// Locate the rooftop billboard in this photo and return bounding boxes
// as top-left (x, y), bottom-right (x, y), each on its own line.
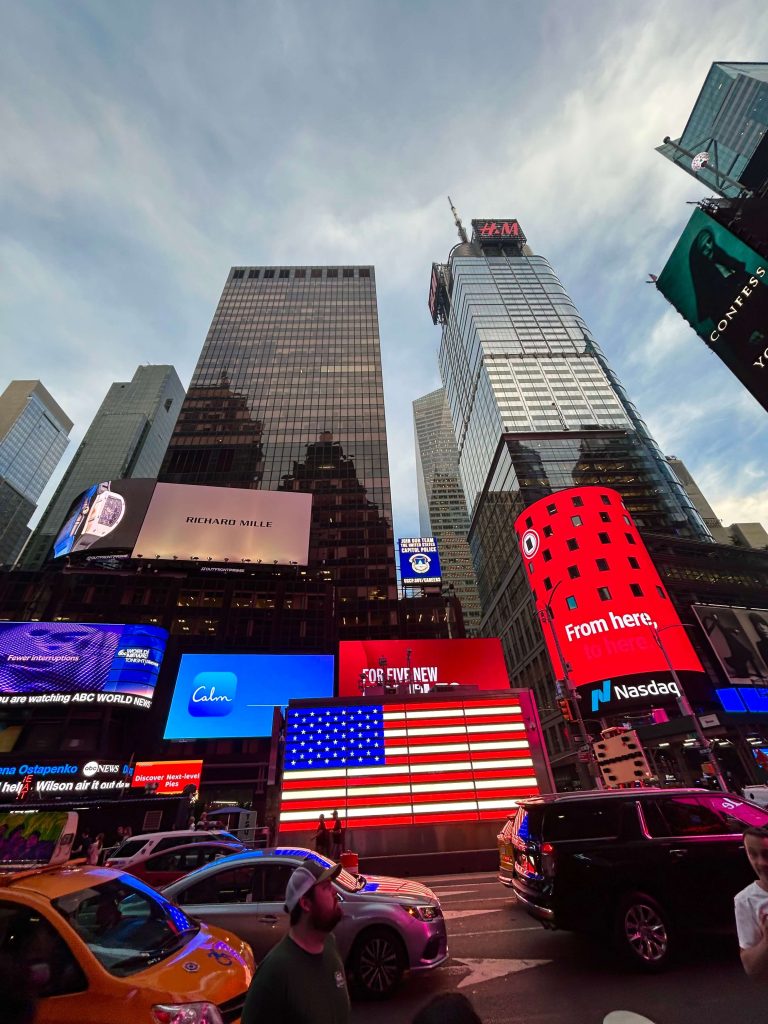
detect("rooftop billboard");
top-left (337, 638), bottom-right (510, 698)
top-left (398, 537), bottom-right (442, 585)
top-left (163, 653), bottom-right (335, 740)
top-left (692, 604), bottom-right (768, 685)
top-left (0, 622), bottom-right (167, 709)
top-left (53, 479), bottom-right (155, 560)
top-left (656, 207), bottom-right (768, 412)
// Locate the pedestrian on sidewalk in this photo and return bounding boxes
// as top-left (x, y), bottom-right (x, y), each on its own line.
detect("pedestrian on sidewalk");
top-left (330, 810), bottom-right (344, 861)
top-left (736, 825), bottom-right (768, 978)
top-left (314, 813), bottom-right (330, 857)
top-left (241, 856), bottom-right (349, 1024)
top-left (87, 833), bottom-right (104, 865)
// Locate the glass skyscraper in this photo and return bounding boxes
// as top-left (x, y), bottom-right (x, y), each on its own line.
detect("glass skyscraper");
top-left (430, 218), bottom-right (712, 770)
top-left (657, 62), bottom-right (768, 197)
top-left (160, 265), bottom-right (397, 632)
top-left (0, 380), bottom-right (72, 565)
top-left (21, 365), bottom-right (184, 568)
top-left (413, 387), bottom-right (481, 633)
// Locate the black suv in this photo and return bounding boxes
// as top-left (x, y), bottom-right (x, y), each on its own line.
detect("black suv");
top-left (498, 788), bottom-right (768, 970)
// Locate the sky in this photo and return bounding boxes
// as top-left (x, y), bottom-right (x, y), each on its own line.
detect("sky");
top-left (2, 0), bottom-right (767, 544)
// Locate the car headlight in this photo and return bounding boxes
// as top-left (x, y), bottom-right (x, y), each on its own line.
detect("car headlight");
top-left (404, 904), bottom-right (442, 921)
top-left (151, 1004), bottom-right (224, 1024)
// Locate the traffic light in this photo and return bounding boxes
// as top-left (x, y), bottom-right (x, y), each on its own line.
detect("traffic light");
top-left (557, 697), bottom-right (575, 722)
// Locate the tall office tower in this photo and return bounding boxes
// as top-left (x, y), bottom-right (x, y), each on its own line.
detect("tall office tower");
top-left (657, 62), bottom-right (768, 197)
top-left (160, 266), bottom-right (397, 631)
top-left (429, 214), bottom-right (712, 768)
top-left (21, 365), bottom-right (184, 568)
top-left (0, 381), bottom-right (72, 565)
top-left (413, 388), bottom-right (481, 633)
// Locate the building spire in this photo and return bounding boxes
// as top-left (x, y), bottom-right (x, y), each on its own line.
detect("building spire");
top-left (448, 196), bottom-right (469, 245)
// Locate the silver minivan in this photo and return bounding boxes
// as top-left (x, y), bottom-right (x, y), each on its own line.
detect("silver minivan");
top-left (163, 846), bottom-right (447, 998)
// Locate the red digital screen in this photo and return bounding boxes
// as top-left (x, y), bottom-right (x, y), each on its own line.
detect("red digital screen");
top-left (337, 639), bottom-right (510, 698)
top-left (471, 219), bottom-right (526, 242)
top-left (131, 759), bottom-right (203, 795)
top-left (515, 487), bottom-right (703, 689)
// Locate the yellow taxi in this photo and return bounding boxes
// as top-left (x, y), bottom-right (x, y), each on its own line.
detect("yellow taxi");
top-left (0, 862), bottom-right (254, 1024)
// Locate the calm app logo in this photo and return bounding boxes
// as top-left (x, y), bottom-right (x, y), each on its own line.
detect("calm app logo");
top-left (188, 672), bottom-right (237, 717)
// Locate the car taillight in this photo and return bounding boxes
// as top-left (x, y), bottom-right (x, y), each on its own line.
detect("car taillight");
top-left (151, 1004), bottom-right (224, 1024)
top-left (541, 842), bottom-right (556, 878)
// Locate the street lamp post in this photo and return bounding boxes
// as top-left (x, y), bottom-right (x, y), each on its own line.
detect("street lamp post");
top-left (539, 583), bottom-right (604, 790)
top-left (650, 624), bottom-right (728, 792)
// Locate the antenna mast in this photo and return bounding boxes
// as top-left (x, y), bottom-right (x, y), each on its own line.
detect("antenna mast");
top-left (448, 196), bottom-right (469, 245)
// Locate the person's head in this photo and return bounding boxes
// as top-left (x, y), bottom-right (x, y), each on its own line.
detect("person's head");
top-left (744, 827), bottom-right (768, 884)
top-left (94, 895), bottom-right (121, 933)
top-left (749, 614), bottom-right (768, 641)
top-left (694, 228), bottom-right (715, 260)
top-left (412, 993), bottom-right (483, 1024)
top-left (318, 813), bottom-right (325, 823)
top-left (284, 857), bottom-right (343, 932)
top-left (332, 809), bottom-right (339, 820)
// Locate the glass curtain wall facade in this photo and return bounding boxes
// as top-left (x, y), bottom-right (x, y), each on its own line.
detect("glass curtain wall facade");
top-left (21, 366), bottom-right (184, 568)
top-left (160, 266), bottom-right (397, 633)
top-left (431, 222), bottom-right (712, 774)
top-left (657, 62), bottom-right (768, 196)
top-left (0, 381), bottom-right (72, 565)
top-left (413, 388), bottom-right (481, 633)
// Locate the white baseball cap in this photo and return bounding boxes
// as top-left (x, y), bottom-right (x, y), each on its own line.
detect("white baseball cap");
top-left (284, 857), bottom-right (342, 913)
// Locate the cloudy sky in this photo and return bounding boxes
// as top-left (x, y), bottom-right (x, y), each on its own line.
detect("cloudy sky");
top-left (2, 0), bottom-right (767, 542)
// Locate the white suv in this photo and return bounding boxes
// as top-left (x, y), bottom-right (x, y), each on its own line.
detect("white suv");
top-left (105, 829), bottom-right (238, 868)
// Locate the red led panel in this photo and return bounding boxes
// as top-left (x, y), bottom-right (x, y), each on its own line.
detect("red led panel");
top-left (131, 759), bottom-right (202, 795)
top-left (337, 638), bottom-right (509, 697)
top-left (278, 696), bottom-right (540, 832)
top-left (515, 486), bottom-right (703, 688)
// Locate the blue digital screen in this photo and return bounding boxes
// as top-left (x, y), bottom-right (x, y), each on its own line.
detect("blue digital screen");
top-left (164, 654), bottom-right (335, 739)
top-left (0, 621), bottom-right (167, 709)
top-left (716, 687), bottom-right (768, 714)
top-left (398, 537), bottom-right (442, 585)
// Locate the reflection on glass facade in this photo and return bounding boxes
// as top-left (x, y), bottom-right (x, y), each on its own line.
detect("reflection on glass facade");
top-left (657, 62), bottom-right (768, 197)
top-left (413, 388), bottom-right (481, 632)
top-left (0, 381), bottom-right (72, 566)
top-left (161, 267), bottom-right (397, 608)
top-left (21, 366), bottom-right (184, 569)
top-left (431, 221), bottom-right (713, 776)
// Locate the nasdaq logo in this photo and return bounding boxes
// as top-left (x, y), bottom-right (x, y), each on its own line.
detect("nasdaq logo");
top-left (591, 680), bottom-right (612, 713)
top-left (188, 672), bottom-right (237, 717)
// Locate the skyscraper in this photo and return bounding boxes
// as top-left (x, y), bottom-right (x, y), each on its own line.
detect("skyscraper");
top-left (21, 365), bottom-right (184, 568)
top-left (657, 62), bottom-right (768, 197)
top-left (413, 387), bottom-right (481, 633)
top-left (0, 380), bottom-right (72, 565)
top-left (160, 265), bottom-right (397, 632)
top-left (429, 214), bottom-right (712, 768)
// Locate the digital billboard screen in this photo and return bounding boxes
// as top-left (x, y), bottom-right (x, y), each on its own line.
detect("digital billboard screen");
top-left (398, 537), bottom-right (442, 585)
top-left (133, 483), bottom-right (312, 565)
top-left (0, 622), bottom-right (167, 709)
top-left (515, 487), bottom-right (703, 712)
top-left (337, 638), bottom-right (510, 698)
top-left (131, 760), bottom-right (203, 795)
top-left (164, 654), bottom-right (335, 739)
top-left (692, 604), bottom-right (768, 685)
top-left (656, 207), bottom-right (768, 412)
top-left (279, 694), bottom-right (541, 833)
top-left (52, 479), bottom-right (156, 560)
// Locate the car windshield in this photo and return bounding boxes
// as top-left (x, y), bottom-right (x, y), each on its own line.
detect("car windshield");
top-left (53, 875), bottom-right (199, 977)
top-left (108, 839), bottom-right (146, 860)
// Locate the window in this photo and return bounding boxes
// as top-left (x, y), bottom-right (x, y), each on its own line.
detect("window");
top-left (630, 583), bottom-right (644, 597)
top-left (656, 585), bottom-right (667, 599)
top-left (294, 269), bottom-right (306, 278)
top-left (263, 268), bottom-right (275, 279)
top-left (525, 516), bottom-right (533, 528)
top-left (327, 268), bottom-right (338, 278)
top-left (625, 533), bottom-right (636, 545)
top-left (543, 801), bottom-right (622, 841)
top-left (571, 495), bottom-right (584, 507)
top-left (567, 565), bottom-right (580, 579)
top-left (623, 515), bottom-right (631, 525)
top-left (571, 515), bottom-right (583, 527)
top-left (628, 556), bottom-right (640, 569)
top-left (0, 902), bottom-right (86, 996)
top-left (528, 563), bottom-right (534, 575)
top-left (311, 269), bottom-right (322, 278)
top-left (566, 596), bottom-right (578, 610)
top-left (543, 549), bottom-right (552, 562)
top-left (543, 525), bottom-right (554, 537)
top-left (232, 269), bottom-right (244, 279)
top-left (359, 268), bottom-right (370, 277)
top-left (547, 503), bottom-right (558, 515)
top-left (279, 269), bottom-right (289, 278)
top-left (643, 797), bottom-right (730, 837)
top-left (599, 532), bottom-right (612, 544)
top-left (261, 864), bottom-right (295, 903)
top-left (601, 494), bottom-right (611, 505)
top-left (544, 578), bottom-right (553, 591)
top-left (248, 269), bottom-right (260, 279)
top-left (146, 848), bottom-right (203, 872)
top-left (566, 537), bottom-right (578, 551)
top-left (180, 866), bottom-right (258, 906)
top-left (343, 268), bottom-right (354, 278)
top-left (596, 558), bottom-right (609, 571)
top-left (599, 512), bottom-right (611, 522)
top-left (597, 587), bottom-right (612, 601)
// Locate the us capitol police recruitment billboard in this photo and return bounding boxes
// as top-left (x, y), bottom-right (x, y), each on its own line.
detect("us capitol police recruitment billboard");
top-left (656, 207), bottom-right (768, 412)
top-left (398, 537), bottom-right (442, 585)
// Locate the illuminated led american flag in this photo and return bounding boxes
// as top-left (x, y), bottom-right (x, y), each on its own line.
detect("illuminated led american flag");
top-left (279, 698), bottom-right (540, 831)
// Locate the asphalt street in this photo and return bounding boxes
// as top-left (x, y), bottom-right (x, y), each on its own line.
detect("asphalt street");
top-left (350, 871), bottom-right (766, 1024)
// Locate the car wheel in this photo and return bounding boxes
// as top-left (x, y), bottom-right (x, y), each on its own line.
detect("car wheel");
top-left (349, 926), bottom-right (406, 999)
top-left (615, 892), bottom-right (673, 971)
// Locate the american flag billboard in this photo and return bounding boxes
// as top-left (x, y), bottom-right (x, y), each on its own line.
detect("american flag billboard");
top-left (278, 696), bottom-right (542, 832)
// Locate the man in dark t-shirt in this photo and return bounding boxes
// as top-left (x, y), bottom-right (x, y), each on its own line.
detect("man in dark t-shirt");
top-left (241, 856), bottom-right (350, 1024)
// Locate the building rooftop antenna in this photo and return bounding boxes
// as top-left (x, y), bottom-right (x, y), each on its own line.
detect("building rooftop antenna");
top-left (448, 196), bottom-right (469, 245)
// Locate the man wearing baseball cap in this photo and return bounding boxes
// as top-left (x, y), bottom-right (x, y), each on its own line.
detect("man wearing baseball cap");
top-left (242, 855), bottom-right (350, 1023)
